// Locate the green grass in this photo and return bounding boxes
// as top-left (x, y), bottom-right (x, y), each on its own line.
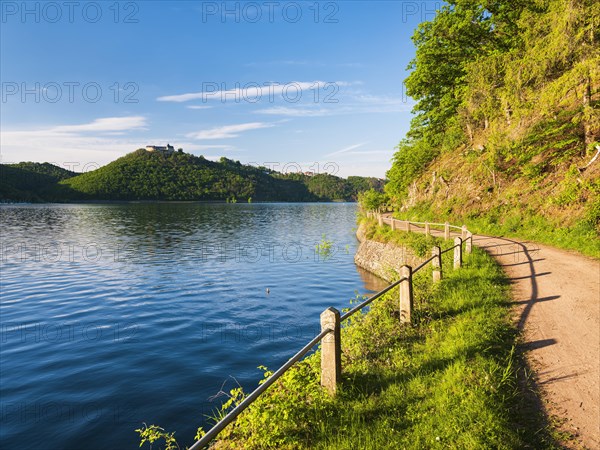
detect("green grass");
top-left (362, 216), bottom-right (444, 258)
top-left (204, 245), bottom-right (558, 449)
top-left (393, 202), bottom-right (600, 259)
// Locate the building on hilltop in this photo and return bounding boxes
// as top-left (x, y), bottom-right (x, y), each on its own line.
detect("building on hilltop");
top-left (145, 144), bottom-right (175, 155)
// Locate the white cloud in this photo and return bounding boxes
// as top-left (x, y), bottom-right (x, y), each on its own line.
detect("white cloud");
top-left (325, 143), bottom-right (367, 157)
top-left (185, 144), bottom-right (234, 150)
top-left (52, 116), bottom-right (148, 133)
top-left (187, 105), bottom-right (213, 110)
top-left (333, 161), bottom-right (391, 178)
top-left (0, 116), bottom-right (148, 166)
top-left (186, 122), bottom-right (274, 140)
top-left (255, 93), bottom-right (414, 117)
top-left (254, 106), bottom-right (334, 117)
top-left (157, 81), bottom-right (351, 103)
top-left (244, 60), bottom-right (364, 68)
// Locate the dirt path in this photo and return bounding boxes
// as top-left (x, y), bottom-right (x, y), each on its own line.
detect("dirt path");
top-left (380, 216), bottom-right (599, 446)
top-left (470, 235), bottom-right (599, 448)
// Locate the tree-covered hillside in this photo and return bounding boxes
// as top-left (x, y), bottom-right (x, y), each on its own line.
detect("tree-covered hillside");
top-left (385, 0), bottom-right (599, 254)
top-left (0, 163), bottom-right (77, 202)
top-left (1, 150), bottom-right (384, 203)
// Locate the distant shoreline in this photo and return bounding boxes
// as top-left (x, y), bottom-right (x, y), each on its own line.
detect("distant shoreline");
top-left (0, 199), bottom-right (358, 205)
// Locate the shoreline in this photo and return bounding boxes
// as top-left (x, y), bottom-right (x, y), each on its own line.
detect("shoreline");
top-left (0, 199), bottom-right (359, 206)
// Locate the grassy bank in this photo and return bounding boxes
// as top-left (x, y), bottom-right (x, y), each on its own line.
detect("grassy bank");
top-left (179, 231), bottom-right (556, 449)
top-left (392, 201), bottom-right (599, 258)
top-left (361, 216), bottom-right (443, 258)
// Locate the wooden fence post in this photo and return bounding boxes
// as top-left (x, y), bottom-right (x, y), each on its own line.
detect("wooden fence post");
top-left (461, 225), bottom-right (467, 240)
top-left (432, 246), bottom-right (442, 282)
top-left (425, 222), bottom-right (430, 236)
top-left (391, 218), bottom-right (395, 231)
top-left (399, 266), bottom-right (413, 324)
top-left (406, 221), bottom-right (411, 232)
top-left (378, 214), bottom-right (383, 226)
top-left (454, 237), bottom-right (462, 269)
top-left (444, 222), bottom-right (450, 240)
top-left (465, 232), bottom-right (472, 254)
top-left (320, 307), bottom-right (341, 395)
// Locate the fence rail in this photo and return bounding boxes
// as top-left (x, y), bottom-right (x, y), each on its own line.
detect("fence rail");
top-left (367, 211), bottom-right (472, 242)
top-left (190, 212), bottom-right (473, 449)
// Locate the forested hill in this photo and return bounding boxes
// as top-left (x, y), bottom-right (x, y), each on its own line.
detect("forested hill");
top-left (0, 150), bottom-right (384, 202)
top-left (0, 163), bottom-right (77, 202)
top-left (385, 0), bottom-right (599, 254)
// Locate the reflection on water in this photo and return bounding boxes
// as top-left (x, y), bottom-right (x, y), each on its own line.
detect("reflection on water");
top-left (356, 266), bottom-right (389, 292)
top-left (0, 202), bottom-right (384, 449)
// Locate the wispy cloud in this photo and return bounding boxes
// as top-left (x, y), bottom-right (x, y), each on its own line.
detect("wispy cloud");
top-left (52, 116), bottom-right (148, 133)
top-left (0, 116), bottom-right (149, 165)
top-left (255, 92), bottom-right (414, 117)
top-left (186, 105), bottom-right (213, 110)
top-left (157, 81), bottom-right (351, 103)
top-left (325, 143), bottom-right (367, 157)
top-left (254, 106), bottom-right (334, 117)
top-left (185, 122), bottom-right (275, 140)
top-left (244, 60), bottom-right (363, 68)
top-left (186, 144), bottom-right (235, 150)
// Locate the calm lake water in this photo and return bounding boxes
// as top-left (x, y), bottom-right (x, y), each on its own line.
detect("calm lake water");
top-left (0, 203), bottom-right (386, 449)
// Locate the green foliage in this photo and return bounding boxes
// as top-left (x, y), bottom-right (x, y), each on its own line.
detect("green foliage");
top-left (1, 150), bottom-right (385, 203)
top-left (387, 0), bottom-right (600, 204)
top-left (346, 176), bottom-right (385, 194)
top-left (404, 0), bottom-right (518, 136)
top-left (362, 217), bottom-right (443, 258)
top-left (7, 162), bottom-right (76, 180)
top-left (357, 188), bottom-right (388, 211)
top-left (206, 248), bottom-right (556, 449)
top-left (304, 173), bottom-right (350, 200)
top-left (395, 200), bottom-right (600, 257)
top-left (0, 162), bottom-right (77, 202)
top-left (136, 424), bottom-right (179, 450)
top-left (385, 138), bottom-right (439, 201)
top-left (553, 165), bottom-right (584, 206)
top-left (385, 0), bottom-right (599, 257)
top-left (315, 234), bottom-right (334, 257)
top-left (281, 173), bottom-right (385, 202)
top-left (213, 358), bottom-right (335, 449)
top-left (136, 423), bottom-right (205, 450)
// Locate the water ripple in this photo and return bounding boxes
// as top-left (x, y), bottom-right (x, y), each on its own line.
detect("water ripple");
top-left (0, 203), bottom-right (387, 449)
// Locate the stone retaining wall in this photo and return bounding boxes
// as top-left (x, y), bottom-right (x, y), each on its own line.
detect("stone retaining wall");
top-left (354, 221), bottom-right (422, 283)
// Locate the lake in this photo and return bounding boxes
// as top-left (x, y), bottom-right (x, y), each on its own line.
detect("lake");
top-left (0, 203), bottom-right (386, 449)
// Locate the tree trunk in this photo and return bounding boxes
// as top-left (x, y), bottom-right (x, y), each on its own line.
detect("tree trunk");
top-left (466, 122), bottom-right (474, 143)
top-left (583, 72), bottom-right (593, 148)
top-left (505, 105), bottom-right (512, 125)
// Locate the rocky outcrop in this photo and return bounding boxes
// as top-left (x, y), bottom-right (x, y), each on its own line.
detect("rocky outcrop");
top-left (354, 221), bottom-right (422, 283)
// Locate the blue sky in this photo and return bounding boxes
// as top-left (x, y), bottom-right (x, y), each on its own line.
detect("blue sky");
top-left (1, 1), bottom-right (441, 177)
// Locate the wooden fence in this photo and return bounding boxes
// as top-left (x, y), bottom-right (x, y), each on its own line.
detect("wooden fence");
top-left (190, 213), bottom-right (473, 449)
